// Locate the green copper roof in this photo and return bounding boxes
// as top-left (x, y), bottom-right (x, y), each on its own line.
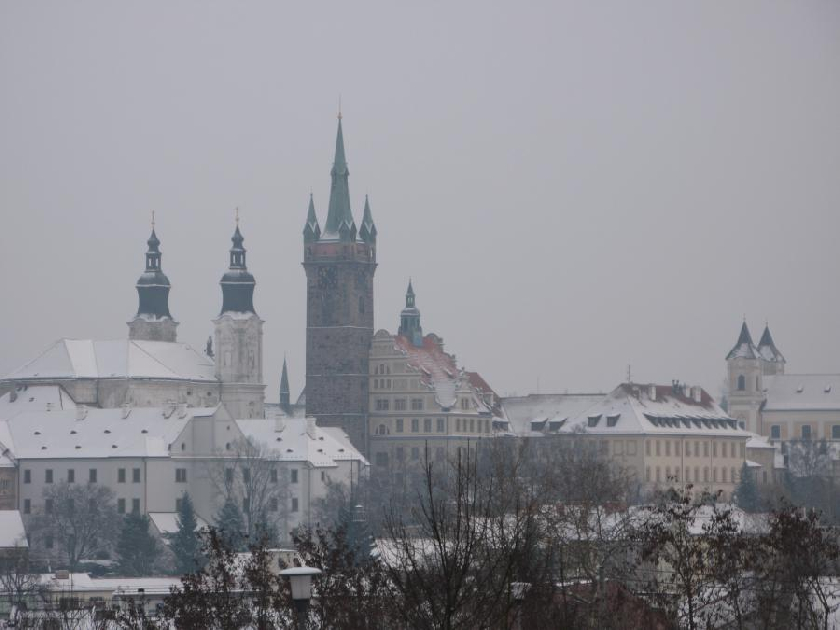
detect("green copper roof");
top-left (324, 119), bottom-right (356, 237)
top-left (280, 356), bottom-right (290, 394)
top-left (359, 194), bottom-right (377, 244)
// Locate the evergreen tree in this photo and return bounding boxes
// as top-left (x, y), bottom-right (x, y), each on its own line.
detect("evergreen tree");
top-left (172, 492), bottom-right (202, 574)
top-left (214, 498), bottom-right (247, 551)
top-left (734, 462), bottom-right (760, 512)
top-left (116, 513), bottom-right (158, 576)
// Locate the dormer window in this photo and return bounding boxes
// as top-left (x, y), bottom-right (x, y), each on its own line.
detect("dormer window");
top-left (587, 414), bottom-right (602, 428)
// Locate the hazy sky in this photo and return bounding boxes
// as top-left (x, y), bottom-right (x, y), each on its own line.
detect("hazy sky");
top-left (2, 1), bottom-right (839, 402)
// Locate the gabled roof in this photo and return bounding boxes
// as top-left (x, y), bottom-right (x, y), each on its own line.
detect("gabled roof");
top-left (501, 393), bottom-right (606, 436)
top-left (726, 322), bottom-right (758, 360)
top-left (4, 339), bottom-right (216, 382)
top-left (0, 511), bottom-right (27, 548)
top-left (393, 334), bottom-right (461, 408)
top-left (235, 418), bottom-right (367, 467)
top-left (763, 374), bottom-right (840, 411)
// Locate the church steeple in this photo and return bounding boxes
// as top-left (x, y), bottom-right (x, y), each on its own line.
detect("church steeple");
top-left (128, 223), bottom-right (178, 342)
top-left (359, 194), bottom-right (377, 245)
top-left (279, 356), bottom-right (291, 414)
top-left (303, 194), bottom-right (321, 243)
top-left (398, 279), bottom-right (423, 346)
top-left (219, 219), bottom-right (256, 315)
top-left (726, 321), bottom-right (758, 360)
top-left (757, 323), bottom-right (786, 373)
top-left (323, 117), bottom-right (357, 242)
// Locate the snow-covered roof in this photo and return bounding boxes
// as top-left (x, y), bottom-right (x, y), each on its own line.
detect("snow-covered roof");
top-left (393, 334), bottom-right (462, 409)
top-left (148, 512), bottom-right (209, 536)
top-left (4, 339), bottom-right (216, 382)
top-left (0, 385), bottom-right (76, 418)
top-left (36, 573), bottom-right (182, 595)
top-left (501, 393), bottom-right (606, 436)
top-left (235, 417), bottom-right (367, 468)
top-left (763, 374), bottom-right (840, 411)
top-left (746, 434), bottom-right (776, 450)
top-left (0, 405), bottom-right (220, 460)
top-left (0, 511), bottom-right (27, 548)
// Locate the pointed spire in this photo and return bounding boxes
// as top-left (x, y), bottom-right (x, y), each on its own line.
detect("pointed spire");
top-left (280, 356), bottom-right (291, 412)
top-left (303, 194), bottom-right (322, 243)
top-left (359, 194), bottom-right (377, 245)
top-left (323, 117), bottom-right (356, 241)
top-left (131, 224), bottom-right (176, 340)
top-left (726, 321), bottom-right (758, 360)
top-left (406, 278), bottom-right (415, 307)
top-left (757, 323), bottom-right (786, 364)
top-left (399, 279), bottom-right (423, 346)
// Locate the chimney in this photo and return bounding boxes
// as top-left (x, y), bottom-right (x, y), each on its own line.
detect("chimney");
top-left (75, 405), bottom-right (87, 421)
top-left (274, 414), bottom-right (285, 433)
top-left (46, 402), bottom-right (53, 412)
top-left (163, 401), bottom-right (176, 419)
top-left (177, 402), bottom-right (188, 419)
top-left (692, 387), bottom-right (703, 403)
top-left (648, 385), bottom-right (657, 401)
top-left (306, 417), bottom-right (317, 439)
top-left (121, 403), bottom-right (132, 419)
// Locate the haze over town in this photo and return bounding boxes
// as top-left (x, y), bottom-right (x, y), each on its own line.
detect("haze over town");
top-left (2, 1), bottom-right (839, 400)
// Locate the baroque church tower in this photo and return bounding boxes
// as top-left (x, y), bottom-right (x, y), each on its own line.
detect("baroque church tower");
top-left (726, 321), bottom-right (785, 434)
top-left (303, 116), bottom-right (377, 453)
top-left (128, 226), bottom-right (178, 342)
top-left (398, 280), bottom-right (423, 346)
top-left (214, 220), bottom-right (265, 418)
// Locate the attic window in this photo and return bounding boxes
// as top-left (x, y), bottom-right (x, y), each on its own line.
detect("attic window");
top-left (797, 385), bottom-right (804, 393)
top-left (587, 415), bottom-right (602, 428)
top-left (141, 429), bottom-right (148, 434)
top-left (317, 448), bottom-right (323, 453)
top-left (28, 397), bottom-right (34, 402)
top-left (286, 448), bottom-right (293, 453)
top-left (70, 430), bottom-right (77, 435)
top-left (41, 446), bottom-right (47, 450)
top-left (104, 430), bottom-right (111, 434)
top-left (34, 431), bottom-right (41, 435)
top-left (319, 437), bottom-right (324, 441)
top-left (606, 414), bottom-right (620, 427)
top-left (338, 448), bottom-right (345, 452)
top-left (276, 437), bottom-right (282, 442)
top-left (75, 445), bottom-right (81, 449)
top-left (111, 445), bottom-right (118, 449)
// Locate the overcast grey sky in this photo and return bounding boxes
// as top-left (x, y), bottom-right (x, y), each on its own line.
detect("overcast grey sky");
top-left (2, 1), bottom-right (839, 401)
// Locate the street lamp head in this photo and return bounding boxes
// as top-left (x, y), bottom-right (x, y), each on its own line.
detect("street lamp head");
top-left (279, 566), bottom-right (322, 601)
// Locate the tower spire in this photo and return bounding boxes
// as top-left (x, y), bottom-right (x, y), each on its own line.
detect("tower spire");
top-left (303, 194), bottom-right (321, 243)
top-left (757, 323), bottom-right (786, 366)
top-left (359, 194), bottom-right (377, 244)
top-left (128, 224), bottom-right (177, 342)
top-left (219, 219), bottom-right (256, 315)
top-left (399, 279), bottom-right (423, 346)
top-left (726, 321), bottom-right (758, 360)
top-left (279, 356), bottom-right (291, 413)
top-left (323, 117), bottom-right (356, 241)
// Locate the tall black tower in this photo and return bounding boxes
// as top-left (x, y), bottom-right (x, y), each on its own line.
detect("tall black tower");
top-left (302, 116), bottom-right (377, 454)
top-left (128, 227), bottom-right (178, 342)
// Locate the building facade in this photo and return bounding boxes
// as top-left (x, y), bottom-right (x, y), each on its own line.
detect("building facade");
top-left (302, 118), bottom-right (377, 454)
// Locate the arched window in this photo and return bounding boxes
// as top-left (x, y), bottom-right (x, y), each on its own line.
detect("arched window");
top-left (376, 424), bottom-right (388, 435)
top-left (737, 375), bottom-right (745, 391)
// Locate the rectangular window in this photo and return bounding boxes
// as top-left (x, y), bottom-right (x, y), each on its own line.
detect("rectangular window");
top-left (645, 441), bottom-right (651, 456)
top-left (627, 440), bottom-right (637, 456)
top-left (801, 425), bottom-right (812, 440)
top-left (665, 441), bottom-right (671, 457)
top-left (703, 442), bottom-right (709, 457)
top-left (435, 447), bottom-right (445, 462)
top-left (45, 536), bottom-right (53, 549)
top-left (67, 469), bottom-right (75, 483)
top-left (270, 468), bottom-right (278, 483)
top-left (132, 499), bottom-right (140, 514)
top-left (656, 441), bottom-right (661, 456)
top-left (24, 470), bottom-right (30, 484)
top-left (613, 441), bottom-right (624, 456)
top-left (411, 447), bottom-right (420, 461)
top-left (118, 469), bottom-right (126, 483)
top-left (730, 442), bottom-right (736, 458)
top-left (469, 418), bottom-right (475, 432)
top-left (291, 469), bottom-right (298, 483)
top-left (89, 469), bottom-right (97, 483)
top-left (396, 418), bottom-right (404, 433)
top-left (132, 468), bottom-right (141, 483)
top-left (45, 469), bottom-right (53, 484)
top-left (269, 498), bottom-right (279, 512)
top-left (117, 498), bottom-right (126, 514)
top-left (395, 399), bottom-right (407, 411)
top-left (424, 418), bottom-right (432, 433)
top-left (437, 417), bottom-right (445, 433)
top-left (411, 399), bottom-right (423, 411)
top-left (396, 447), bottom-right (405, 462)
top-left (461, 398), bottom-right (470, 410)
top-left (291, 498), bottom-right (299, 513)
top-left (45, 500), bottom-right (53, 515)
top-left (242, 468), bottom-right (251, 484)
top-left (375, 452), bottom-right (389, 467)
top-left (832, 425), bottom-right (840, 440)
top-left (685, 442), bottom-right (691, 457)
top-left (175, 469), bottom-right (187, 483)
top-left (675, 441), bottom-right (681, 456)
top-left (456, 418), bottom-right (461, 432)
top-left (411, 418), bottom-right (419, 433)
top-left (242, 498), bottom-right (250, 513)
top-left (770, 425), bottom-right (781, 439)
top-left (376, 399), bottom-right (390, 411)
top-left (225, 468), bottom-right (234, 483)
top-left (24, 499), bottom-right (30, 514)
top-left (712, 442), bottom-right (717, 457)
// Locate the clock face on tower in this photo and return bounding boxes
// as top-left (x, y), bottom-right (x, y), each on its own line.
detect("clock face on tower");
top-left (318, 267), bottom-right (338, 290)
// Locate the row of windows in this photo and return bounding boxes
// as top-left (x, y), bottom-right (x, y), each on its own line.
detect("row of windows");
top-left (24, 468), bottom-right (109, 484)
top-left (375, 398), bottom-right (425, 411)
top-left (374, 445), bottom-right (475, 467)
top-left (646, 465), bottom-right (741, 485)
top-left (769, 425), bottom-right (840, 440)
top-left (644, 439), bottom-right (745, 459)
top-left (374, 417), bottom-right (491, 436)
top-left (223, 468), bottom-right (299, 484)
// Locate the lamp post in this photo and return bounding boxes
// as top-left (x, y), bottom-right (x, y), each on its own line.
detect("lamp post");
top-left (279, 566), bottom-right (322, 630)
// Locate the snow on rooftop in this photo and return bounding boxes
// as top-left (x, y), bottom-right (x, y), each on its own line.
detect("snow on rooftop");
top-left (393, 335), bottom-right (461, 408)
top-left (0, 385), bottom-right (76, 419)
top-left (763, 374), bottom-right (840, 411)
top-left (501, 393), bottom-right (606, 436)
top-left (148, 512), bottom-right (209, 536)
top-left (235, 418), bottom-right (367, 467)
top-left (4, 339), bottom-right (216, 382)
top-left (0, 511), bottom-right (27, 548)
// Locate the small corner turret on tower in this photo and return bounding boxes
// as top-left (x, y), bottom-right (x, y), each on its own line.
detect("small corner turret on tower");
top-left (359, 194), bottom-right (377, 245)
top-left (128, 224), bottom-right (178, 343)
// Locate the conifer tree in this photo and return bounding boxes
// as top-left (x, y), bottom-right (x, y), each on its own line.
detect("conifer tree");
top-left (734, 462), bottom-right (760, 512)
top-left (214, 498), bottom-right (247, 551)
top-left (172, 492), bottom-right (202, 574)
top-left (116, 512), bottom-right (158, 576)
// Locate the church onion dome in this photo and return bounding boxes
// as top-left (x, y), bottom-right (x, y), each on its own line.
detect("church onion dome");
top-left (303, 194), bottom-right (321, 243)
top-left (757, 324), bottom-right (785, 363)
top-left (359, 194), bottom-right (377, 244)
top-left (220, 223), bottom-right (257, 316)
top-left (726, 321), bottom-right (758, 360)
top-left (135, 229), bottom-right (173, 320)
